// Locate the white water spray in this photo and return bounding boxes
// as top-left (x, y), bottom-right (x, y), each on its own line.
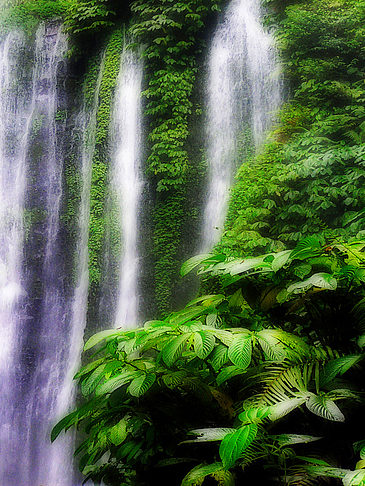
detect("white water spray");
top-left (201, 0), bottom-right (282, 251)
top-left (111, 47), bottom-right (143, 329)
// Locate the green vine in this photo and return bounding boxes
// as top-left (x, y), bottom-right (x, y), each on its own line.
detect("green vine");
top-left (130, 0), bottom-right (222, 314)
top-left (88, 29), bottom-right (123, 294)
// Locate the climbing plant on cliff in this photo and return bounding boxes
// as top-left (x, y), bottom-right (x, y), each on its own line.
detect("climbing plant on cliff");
top-left (129, 0), bottom-right (222, 315)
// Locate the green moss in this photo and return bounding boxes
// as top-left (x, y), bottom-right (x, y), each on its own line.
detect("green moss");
top-left (0, 0), bottom-right (72, 35)
top-left (88, 29), bottom-right (123, 295)
top-left (129, 0), bottom-right (223, 314)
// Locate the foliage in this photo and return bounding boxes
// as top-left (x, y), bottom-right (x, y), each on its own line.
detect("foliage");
top-left (53, 236), bottom-right (365, 485)
top-left (223, 0), bottom-right (365, 258)
top-left (0, 0), bottom-right (71, 35)
top-left (87, 30), bottom-right (123, 293)
top-left (128, 0), bottom-right (222, 314)
top-left (64, 0), bottom-right (117, 36)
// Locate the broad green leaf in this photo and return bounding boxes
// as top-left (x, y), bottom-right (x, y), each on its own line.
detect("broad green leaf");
top-left (306, 395), bottom-right (345, 422)
top-left (51, 410), bottom-right (78, 442)
top-left (206, 313), bottom-right (218, 327)
top-left (186, 294), bottom-right (225, 308)
top-left (108, 418), bottom-right (128, 446)
top-left (210, 345), bottom-right (229, 371)
top-left (223, 257), bottom-right (268, 276)
top-left (216, 366), bottom-right (245, 386)
top-left (343, 469), bottom-right (365, 486)
top-left (81, 363), bottom-right (107, 396)
top-left (219, 424), bottom-right (258, 469)
top-left (143, 320), bottom-right (167, 329)
top-left (355, 460), bottom-right (365, 470)
top-left (212, 329), bottom-right (234, 346)
top-left (181, 428), bottom-right (235, 444)
top-left (354, 440), bottom-right (365, 460)
top-left (257, 329), bottom-right (309, 360)
top-left (273, 434), bottom-right (322, 445)
top-left (161, 333), bottom-right (191, 366)
top-left (84, 329), bottom-right (120, 351)
top-left (169, 307), bottom-right (205, 326)
top-left (287, 273), bottom-right (337, 295)
top-left (228, 289), bottom-right (246, 308)
top-left (194, 331), bottom-right (215, 359)
top-left (293, 263), bottom-right (312, 279)
top-left (74, 358), bottom-right (105, 379)
top-left (180, 253), bottom-right (212, 277)
top-left (269, 398), bottom-right (306, 420)
top-left (95, 370), bottom-right (141, 396)
top-left (127, 373), bottom-right (156, 397)
top-left (162, 370), bottom-right (188, 388)
top-left (319, 355), bottom-right (362, 387)
top-left (238, 406), bottom-right (272, 424)
top-left (51, 397), bottom-right (106, 442)
top-left (271, 250), bottom-right (292, 271)
top-left (181, 462), bottom-right (225, 486)
top-left (298, 457), bottom-right (332, 467)
top-left (228, 335), bottom-right (252, 369)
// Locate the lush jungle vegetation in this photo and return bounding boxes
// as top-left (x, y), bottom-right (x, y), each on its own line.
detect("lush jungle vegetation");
top-left (53, 235), bottom-right (365, 485)
top-left (3, 0), bottom-right (362, 484)
top-left (50, 0), bottom-right (365, 484)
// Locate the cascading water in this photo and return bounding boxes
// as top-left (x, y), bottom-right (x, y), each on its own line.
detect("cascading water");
top-left (44, 54), bottom-right (106, 486)
top-left (111, 47), bottom-right (143, 329)
top-left (201, 0), bottom-right (282, 251)
top-left (12, 22), bottom-right (70, 486)
top-left (0, 31), bottom-right (32, 485)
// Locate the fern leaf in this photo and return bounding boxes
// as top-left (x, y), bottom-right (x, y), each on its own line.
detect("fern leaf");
top-left (212, 468), bottom-right (235, 485)
top-left (290, 236), bottom-right (324, 261)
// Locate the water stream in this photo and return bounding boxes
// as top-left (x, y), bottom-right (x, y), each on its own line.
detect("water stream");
top-left (0, 30), bottom-right (32, 485)
top-left (44, 53), bottom-right (106, 486)
top-left (111, 47), bottom-right (143, 329)
top-left (201, 0), bottom-right (282, 251)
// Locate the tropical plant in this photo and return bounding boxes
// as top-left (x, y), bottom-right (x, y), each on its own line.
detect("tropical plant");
top-left (52, 236), bottom-right (365, 485)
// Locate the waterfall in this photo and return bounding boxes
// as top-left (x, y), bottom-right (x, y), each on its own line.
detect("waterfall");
top-left (44, 54), bottom-right (106, 486)
top-left (1, 22), bottom-right (72, 486)
top-left (201, 0), bottom-right (282, 251)
top-left (0, 31), bottom-right (31, 485)
top-left (111, 47), bottom-right (143, 329)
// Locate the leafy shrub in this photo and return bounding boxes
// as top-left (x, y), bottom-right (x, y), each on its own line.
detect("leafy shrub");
top-left (53, 236), bottom-right (365, 485)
